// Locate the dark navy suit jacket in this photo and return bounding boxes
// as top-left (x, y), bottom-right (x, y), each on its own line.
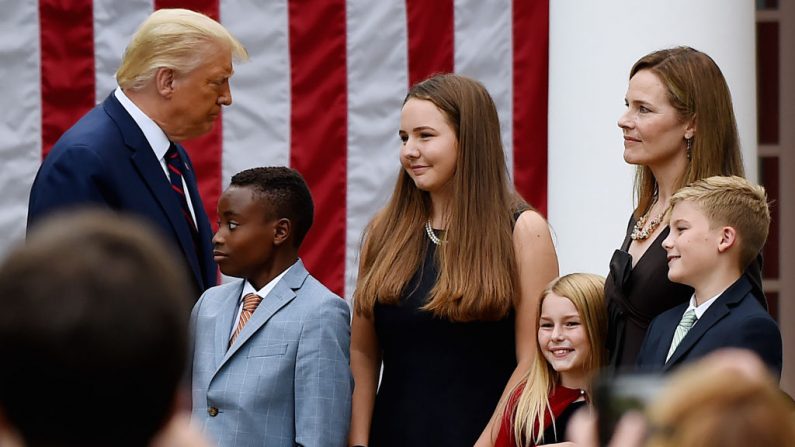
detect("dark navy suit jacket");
top-left (27, 92), bottom-right (216, 295)
top-left (636, 276), bottom-right (782, 378)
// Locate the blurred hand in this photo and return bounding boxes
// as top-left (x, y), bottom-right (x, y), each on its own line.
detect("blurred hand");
top-left (567, 409), bottom-right (646, 447)
top-left (149, 412), bottom-right (214, 447)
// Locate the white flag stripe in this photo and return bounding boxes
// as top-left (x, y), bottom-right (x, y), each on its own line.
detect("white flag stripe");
top-left (0, 1), bottom-right (41, 253)
top-left (221, 0), bottom-right (291, 187)
top-left (0, 3), bottom-right (548, 297)
top-left (93, 0), bottom-right (153, 101)
top-left (344, 0), bottom-right (409, 298)
top-left (454, 0), bottom-right (514, 175)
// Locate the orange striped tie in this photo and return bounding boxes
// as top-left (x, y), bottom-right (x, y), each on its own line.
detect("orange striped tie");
top-left (229, 293), bottom-right (263, 347)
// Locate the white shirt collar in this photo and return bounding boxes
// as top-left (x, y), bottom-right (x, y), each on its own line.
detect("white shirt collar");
top-left (685, 289), bottom-right (725, 320)
top-left (239, 263), bottom-right (295, 303)
top-left (114, 87), bottom-right (171, 159)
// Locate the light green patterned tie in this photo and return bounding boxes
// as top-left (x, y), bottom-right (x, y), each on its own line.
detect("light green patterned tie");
top-left (666, 309), bottom-right (697, 362)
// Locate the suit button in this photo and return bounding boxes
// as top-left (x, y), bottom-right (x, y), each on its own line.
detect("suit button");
top-left (208, 406), bottom-right (219, 417)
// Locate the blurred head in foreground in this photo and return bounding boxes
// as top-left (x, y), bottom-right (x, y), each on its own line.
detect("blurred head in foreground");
top-left (646, 348), bottom-right (795, 447)
top-left (0, 210), bottom-right (192, 447)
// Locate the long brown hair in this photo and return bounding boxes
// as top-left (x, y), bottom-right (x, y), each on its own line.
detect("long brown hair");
top-left (628, 46), bottom-right (745, 218)
top-left (354, 73), bottom-right (526, 322)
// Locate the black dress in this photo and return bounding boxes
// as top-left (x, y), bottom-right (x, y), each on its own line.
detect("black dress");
top-left (605, 216), bottom-right (766, 369)
top-left (540, 400), bottom-right (586, 445)
top-left (370, 238), bottom-right (516, 446)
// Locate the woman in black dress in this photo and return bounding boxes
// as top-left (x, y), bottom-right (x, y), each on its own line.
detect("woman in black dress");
top-left (348, 74), bottom-right (558, 447)
top-left (606, 47), bottom-right (764, 369)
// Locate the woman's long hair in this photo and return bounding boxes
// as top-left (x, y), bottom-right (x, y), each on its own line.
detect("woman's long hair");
top-left (507, 274), bottom-right (607, 445)
top-left (353, 73), bottom-right (526, 322)
top-left (629, 46), bottom-right (745, 218)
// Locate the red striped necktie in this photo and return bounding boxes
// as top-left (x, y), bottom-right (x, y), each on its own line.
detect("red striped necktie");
top-left (165, 143), bottom-right (197, 235)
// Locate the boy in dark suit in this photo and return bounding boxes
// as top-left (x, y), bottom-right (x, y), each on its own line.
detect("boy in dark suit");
top-left (636, 176), bottom-right (781, 377)
top-left (190, 167), bottom-right (352, 447)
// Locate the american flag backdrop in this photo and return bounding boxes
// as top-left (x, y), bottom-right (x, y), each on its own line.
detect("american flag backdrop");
top-left (0, 0), bottom-right (549, 299)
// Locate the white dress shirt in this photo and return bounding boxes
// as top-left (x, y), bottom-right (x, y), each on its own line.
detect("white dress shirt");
top-left (114, 87), bottom-right (197, 223)
top-left (684, 288), bottom-right (726, 322)
top-left (229, 264), bottom-right (294, 338)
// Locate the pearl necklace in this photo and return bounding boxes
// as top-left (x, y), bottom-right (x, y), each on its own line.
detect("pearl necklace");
top-left (424, 220), bottom-right (445, 245)
top-left (630, 206), bottom-right (664, 241)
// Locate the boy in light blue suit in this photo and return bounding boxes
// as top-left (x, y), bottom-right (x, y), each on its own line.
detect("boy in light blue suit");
top-left (190, 167), bottom-right (352, 447)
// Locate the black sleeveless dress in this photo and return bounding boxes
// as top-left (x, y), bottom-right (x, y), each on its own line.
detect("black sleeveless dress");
top-left (370, 238), bottom-right (516, 446)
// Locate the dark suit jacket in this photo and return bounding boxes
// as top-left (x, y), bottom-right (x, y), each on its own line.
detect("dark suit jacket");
top-left (636, 275), bottom-right (782, 378)
top-left (27, 92), bottom-right (216, 295)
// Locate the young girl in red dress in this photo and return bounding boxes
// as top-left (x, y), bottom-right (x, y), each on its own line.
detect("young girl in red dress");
top-left (495, 273), bottom-right (607, 446)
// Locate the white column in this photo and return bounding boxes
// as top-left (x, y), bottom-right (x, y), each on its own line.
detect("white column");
top-left (547, 0), bottom-right (757, 277)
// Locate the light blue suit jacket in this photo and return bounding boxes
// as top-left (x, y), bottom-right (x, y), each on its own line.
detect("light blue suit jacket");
top-left (190, 260), bottom-right (352, 447)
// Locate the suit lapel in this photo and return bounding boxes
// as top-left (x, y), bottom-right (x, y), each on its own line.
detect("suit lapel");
top-left (215, 261), bottom-right (310, 373)
top-left (102, 93), bottom-right (203, 288)
top-left (664, 304), bottom-right (729, 369)
top-left (178, 146), bottom-right (214, 286)
top-left (213, 282), bottom-right (245, 368)
top-left (664, 278), bottom-right (751, 369)
top-left (651, 311), bottom-right (682, 367)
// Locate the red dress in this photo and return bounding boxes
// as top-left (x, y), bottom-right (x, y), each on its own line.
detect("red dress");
top-left (495, 382), bottom-right (585, 447)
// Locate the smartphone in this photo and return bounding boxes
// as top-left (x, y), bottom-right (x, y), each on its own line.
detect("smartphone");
top-left (593, 372), bottom-right (666, 446)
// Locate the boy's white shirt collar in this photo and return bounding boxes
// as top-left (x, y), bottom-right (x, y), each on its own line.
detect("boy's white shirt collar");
top-left (230, 262), bottom-right (296, 338)
top-left (685, 288), bottom-right (726, 320)
top-left (239, 263), bottom-right (294, 302)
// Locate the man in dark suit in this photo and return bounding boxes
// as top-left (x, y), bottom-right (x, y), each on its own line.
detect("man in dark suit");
top-left (27, 8), bottom-right (248, 296)
top-left (636, 176), bottom-right (781, 377)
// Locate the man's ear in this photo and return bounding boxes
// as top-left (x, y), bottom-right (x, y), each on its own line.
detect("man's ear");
top-left (154, 67), bottom-right (176, 98)
top-left (273, 218), bottom-right (291, 246)
top-left (717, 226), bottom-right (737, 253)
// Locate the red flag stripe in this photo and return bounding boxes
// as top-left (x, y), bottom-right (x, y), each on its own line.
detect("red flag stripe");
top-left (405, 0), bottom-right (454, 86)
top-left (154, 0), bottom-right (224, 231)
top-left (39, 0), bottom-right (95, 158)
top-left (513, 0), bottom-right (549, 215)
top-left (288, 0), bottom-right (349, 296)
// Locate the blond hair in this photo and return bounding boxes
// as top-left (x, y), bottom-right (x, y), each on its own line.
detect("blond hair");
top-left (670, 175), bottom-right (769, 270)
top-left (507, 273), bottom-right (607, 445)
top-left (354, 74), bottom-right (527, 322)
top-left (646, 359), bottom-right (795, 447)
top-left (116, 8), bottom-right (248, 90)
top-left (629, 47), bottom-right (745, 219)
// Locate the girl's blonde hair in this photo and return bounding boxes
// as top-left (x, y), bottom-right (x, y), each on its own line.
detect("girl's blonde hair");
top-left (507, 273), bottom-right (607, 445)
